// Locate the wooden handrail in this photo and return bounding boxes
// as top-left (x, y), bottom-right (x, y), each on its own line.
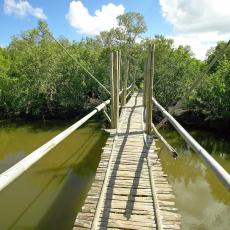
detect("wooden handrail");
top-left (126, 89), bottom-right (132, 99)
top-left (153, 97), bottom-right (230, 190)
top-left (0, 99), bottom-right (110, 192)
top-left (126, 84), bottom-right (132, 91)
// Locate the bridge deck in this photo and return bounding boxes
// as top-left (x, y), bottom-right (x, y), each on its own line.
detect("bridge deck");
top-left (74, 93), bottom-right (180, 229)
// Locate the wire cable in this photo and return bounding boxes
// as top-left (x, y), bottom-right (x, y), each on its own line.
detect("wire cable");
top-left (40, 26), bottom-right (111, 95)
top-left (156, 39), bottom-right (230, 129)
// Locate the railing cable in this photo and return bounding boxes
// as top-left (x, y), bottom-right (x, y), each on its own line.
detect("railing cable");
top-left (156, 39), bottom-right (230, 129)
top-left (40, 26), bottom-right (111, 95)
top-left (0, 99), bottom-right (110, 192)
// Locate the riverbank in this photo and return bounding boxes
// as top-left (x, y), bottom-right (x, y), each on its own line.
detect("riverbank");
top-left (174, 110), bottom-right (230, 134)
top-left (0, 111), bottom-right (108, 128)
top-left (154, 109), bottom-right (230, 135)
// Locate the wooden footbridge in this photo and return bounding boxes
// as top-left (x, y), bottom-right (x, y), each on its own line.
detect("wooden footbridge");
top-left (0, 43), bottom-right (229, 230)
top-left (75, 93), bottom-right (180, 229)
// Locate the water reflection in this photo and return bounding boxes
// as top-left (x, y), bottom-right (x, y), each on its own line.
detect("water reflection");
top-left (0, 120), bottom-right (69, 173)
top-left (0, 120), bottom-right (107, 229)
top-left (158, 127), bottom-right (230, 230)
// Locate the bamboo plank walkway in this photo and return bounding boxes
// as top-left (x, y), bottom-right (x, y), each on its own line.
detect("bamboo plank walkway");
top-left (74, 93), bottom-right (181, 229)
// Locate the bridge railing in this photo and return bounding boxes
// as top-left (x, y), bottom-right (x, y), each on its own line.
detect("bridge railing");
top-left (0, 99), bottom-right (110, 192)
top-left (0, 45), bottom-right (136, 192)
top-left (119, 84), bottom-right (132, 97)
top-left (0, 78), bottom-right (134, 192)
top-left (152, 97), bottom-right (230, 190)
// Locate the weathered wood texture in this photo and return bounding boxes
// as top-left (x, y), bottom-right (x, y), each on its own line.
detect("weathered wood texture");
top-left (145, 44), bottom-right (154, 134)
top-left (111, 51), bottom-right (119, 129)
top-left (74, 93), bottom-right (180, 229)
top-left (122, 59), bottom-right (129, 106)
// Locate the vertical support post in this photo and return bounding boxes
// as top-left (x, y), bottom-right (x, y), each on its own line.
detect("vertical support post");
top-left (110, 52), bottom-right (115, 127)
top-left (114, 51), bottom-right (119, 129)
top-left (111, 51), bottom-right (119, 129)
top-left (145, 44), bottom-right (154, 134)
top-left (118, 50), bottom-right (121, 93)
top-left (132, 73), bottom-right (135, 94)
top-left (143, 58), bottom-right (148, 108)
top-left (122, 59), bottom-right (129, 106)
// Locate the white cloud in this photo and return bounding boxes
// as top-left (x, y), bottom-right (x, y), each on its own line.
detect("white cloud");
top-left (160, 0), bottom-right (230, 59)
top-left (66, 1), bottom-right (125, 36)
top-left (4, 0), bottom-right (47, 20)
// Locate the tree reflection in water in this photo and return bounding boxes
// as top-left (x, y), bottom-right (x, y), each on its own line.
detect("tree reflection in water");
top-left (158, 127), bottom-right (230, 230)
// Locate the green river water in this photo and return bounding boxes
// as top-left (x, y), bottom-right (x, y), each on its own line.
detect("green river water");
top-left (0, 120), bottom-right (229, 229)
top-left (158, 127), bottom-right (230, 230)
top-left (0, 120), bottom-right (107, 229)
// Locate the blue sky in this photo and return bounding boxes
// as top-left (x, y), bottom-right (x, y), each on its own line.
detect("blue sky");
top-left (0, 0), bottom-right (172, 45)
top-left (1, 0), bottom-right (230, 59)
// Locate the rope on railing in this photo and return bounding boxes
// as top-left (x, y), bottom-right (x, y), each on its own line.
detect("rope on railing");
top-left (153, 97), bottom-right (230, 190)
top-left (0, 99), bottom-right (110, 192)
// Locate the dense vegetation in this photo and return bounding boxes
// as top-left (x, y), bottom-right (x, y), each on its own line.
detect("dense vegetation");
top-left (187, 42), bottom-right (230, 120)
top-left (0, 13), bottom-right (229, 122)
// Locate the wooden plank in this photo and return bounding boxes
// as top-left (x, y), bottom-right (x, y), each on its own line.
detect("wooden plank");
top-left (99, 212), bottom-right (154, 222)
top-left (74, 93), bottom-right (180, 230)
top-left (98, 219), bottom-right (155, 229)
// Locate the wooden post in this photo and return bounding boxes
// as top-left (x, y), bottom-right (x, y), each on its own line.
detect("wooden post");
top-left (145, 44), bottom-right (154, 134)
top-left (132, 70), bottom-right (135, 94)
top-left (143, 58), bottom-right (148, 107)
top-left (110, 52), bottom-right (115, 127)
top-left (111, 51), bottom-right (119, 129)
top-left (114, 51), bottom-right (119, 129)
top-left (122, 59), bottom-right (129, 106)
top-left (118, 50), bottom-right (121, 93)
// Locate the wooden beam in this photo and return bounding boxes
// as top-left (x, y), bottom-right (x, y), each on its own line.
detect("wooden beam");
top-left (118, 50), bottom-right (121, 93)
top-left (110, 52), bottom-right (115, 128)
top-left (132, 73), bottom-right (135, 94)
top-left (122, 59), bottom-right (129, 106)
top-left (145, 44), bottom-right (154, 134)
top-left (103, 109), bottom-right (111, 124)
top-left (143, 58), bottom-right (148, 108)
top-left (111, 51), bottom-right (119, 129)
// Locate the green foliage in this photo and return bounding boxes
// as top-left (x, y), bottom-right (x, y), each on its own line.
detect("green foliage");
top-left (205, 41), bottom-right (230, 74)
top-left (116, 12), bottom-right (147, 44)
top-left (188, 53), bottom-right (230, 120)
top-left (0, 47), bottom-right (12, 115)
top-left (97, 12), bottom-right (147, 47)
top-left (0, 47), bottom-right (10, 77)
top-left (0, 14), bottom-right (229, 122)
top-left (96, 12), bottom-right (147, 91)
top-left (0, 22), bottom-right (110, 119)
top-left (143, 35), bottom-right (202, 108)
